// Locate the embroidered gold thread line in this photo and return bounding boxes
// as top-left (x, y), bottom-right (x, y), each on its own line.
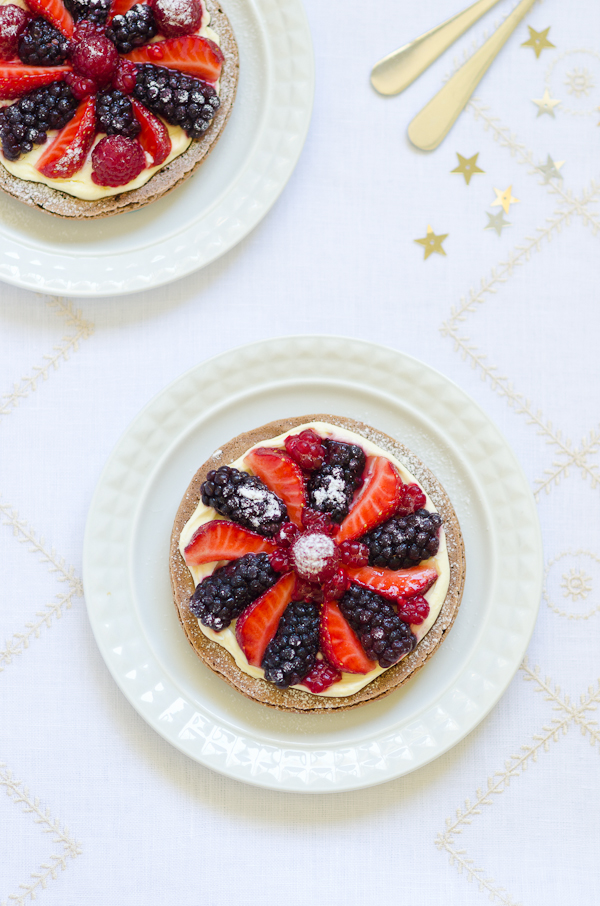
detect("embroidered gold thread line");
top-left (0, 762), bottom-right (82, 906)
top-left (437, 660), bottom-right (600, 904)
top-left (0, 297), bottom-right (94, 421)
top-left (0, 591), bottom-right (77, 672)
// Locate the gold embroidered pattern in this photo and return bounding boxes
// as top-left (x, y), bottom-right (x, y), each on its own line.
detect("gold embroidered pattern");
top-left (0, 762), bottom-right (82, 906)
top-left (544, 551), bottom-right (600, 619)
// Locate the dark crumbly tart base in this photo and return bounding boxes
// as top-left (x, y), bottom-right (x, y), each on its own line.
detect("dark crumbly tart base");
top-left (170, 415), bottom-right (466, 714)
top-left (0, 0), bottom-right (238, 218)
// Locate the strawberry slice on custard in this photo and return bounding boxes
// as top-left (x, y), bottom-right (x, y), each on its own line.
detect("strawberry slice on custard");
top-left (184, 520), bottom-right (277, 566)
top-left (336, 457), bottom-right (403, 543)
top-left (320, 600), bottom-right (376, 674)
top-left (25, 0), bottom-right (73, 37)
top-left (124, 36), bottom-right (224, 83)
top-left (245, 448), bottom-right (306, 528)
top-left (131, 99), bottom-right (171, 166)
top-left (0, 64), bottom-right (71, 99)
top-left (36, 96), bottom-right (96, 178)
top-left (345, 565), bottom-right (438, 603)
top-left (236, 572), bottom-right (295, 667)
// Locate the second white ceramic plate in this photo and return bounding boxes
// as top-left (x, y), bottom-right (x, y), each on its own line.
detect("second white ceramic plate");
top-left (0, 0), bottom-right (314, 297)
top-left (83, 337), bottom-right (543, 792)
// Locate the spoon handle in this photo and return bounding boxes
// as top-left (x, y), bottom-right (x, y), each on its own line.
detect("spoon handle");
top-left (371, 0), bottom-right (503, 96)
top-left (408, 0), bottom-right (536, 150)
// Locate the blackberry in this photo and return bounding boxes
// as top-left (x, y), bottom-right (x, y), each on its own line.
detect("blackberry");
top-left (106, 4), bottom-right (157, 54)
top-left (0, 82), bottom-right (78, 161)
top-left (18, 18), bottom-right (70, 66)
top-left (96, 90), bottom-right (141, 138)
top-left (190, 553), bottom-right (277, 632)
top-left (64, 0), bottom-right (111, 23)
top-left (307, 440), bottom-right (366, 523)
top-left (261, 600), bottom-right (320, 688)
top-left (133, 63), bottom-right (220, 138)
top-left (362, 509), bottom-right (442, 571)
top-left (201, 466), bottom-right (288, 537)
top-left (340, 584), bottom-right (416, 668)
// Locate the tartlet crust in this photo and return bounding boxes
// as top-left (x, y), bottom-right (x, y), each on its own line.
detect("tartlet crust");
top-left (0, 0), bottom-right (238, 218)
top-left (169, 415), bottom-right (466, 714)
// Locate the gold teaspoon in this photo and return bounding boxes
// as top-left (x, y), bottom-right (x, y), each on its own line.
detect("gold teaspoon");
top-left (371, 0), bottom-right (503, 96)
top-left (408, 0), bottom-right (536, 150)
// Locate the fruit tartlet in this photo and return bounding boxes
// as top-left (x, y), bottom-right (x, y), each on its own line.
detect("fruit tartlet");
top-left (0, 0), bottom-right (237, 217)
top-left (170, 415), bottom-right (466, 713)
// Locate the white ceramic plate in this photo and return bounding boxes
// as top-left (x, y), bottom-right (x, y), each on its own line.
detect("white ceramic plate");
top-left (0, 0), bottom-right (314, 297)
top-left (83, 336), bottom-right (543, 792)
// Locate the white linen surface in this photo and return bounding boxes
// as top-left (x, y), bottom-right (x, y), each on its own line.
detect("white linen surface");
top-left (1, 0), bottom-right (599, 903)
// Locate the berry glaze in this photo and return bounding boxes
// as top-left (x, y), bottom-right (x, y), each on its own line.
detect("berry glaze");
top-left (179, 422), bottom-right (451, 698)
top-left (0, 0), bottom-right (222, 199)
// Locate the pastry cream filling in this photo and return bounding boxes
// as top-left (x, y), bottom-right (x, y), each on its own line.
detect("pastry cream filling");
top-left (0, 0), bottom-right (220, 201)
top-left (180, 422), bottom-right (451, 699)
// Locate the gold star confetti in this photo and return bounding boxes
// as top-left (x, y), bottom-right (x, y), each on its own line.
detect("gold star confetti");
top-left (484, 210), bottom-right (511, 236)
top-left (414, 225), bottom-right (448, 260)
top-left (491, 185), bottom-right (520, 214)
top-left (521, 26), bottom-right (555, 58)
top-left (451, 152), bottom-right (485, 185)
top-left (538, 154), bottom-right (565, 183)
top-left (533, 88), bottom-right (561, 117)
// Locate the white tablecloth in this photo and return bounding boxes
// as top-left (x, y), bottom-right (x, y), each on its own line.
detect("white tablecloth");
top-left (2, 0), bottom-right (599, 903)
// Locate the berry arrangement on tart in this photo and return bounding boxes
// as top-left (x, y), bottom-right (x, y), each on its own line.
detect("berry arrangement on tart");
top-left (170, 415), bottom-right (466, 713)
top-left (0, 0), bottom-right (237, 217)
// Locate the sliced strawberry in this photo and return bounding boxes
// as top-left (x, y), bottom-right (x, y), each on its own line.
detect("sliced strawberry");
top-left (131, 98), bottom-right (171, 166)
top-left (36, 96), bottom-right (95, 178)
top-left (25, 0), bottom-right (73, 36)
top-left (0, 64), bottom-right (70, 99)
top-left (184, 520), bottom-right (277, 566)
top-left (124, 36), bottom-right (224, 83)
top-left (245, 447), bottom-right (306, 528)
top-left (302, 659), bottom-right (342, 693)
top-left (345, 565), bottom-right (438, 603)
top-left (107, 0), bottom-right (140, 21)
top-left (235, 572), bottom-right (295, 667)
top-left (320, 600), bottom-right (376, 674)
top-left (336, 457), bottom-right (403, 543)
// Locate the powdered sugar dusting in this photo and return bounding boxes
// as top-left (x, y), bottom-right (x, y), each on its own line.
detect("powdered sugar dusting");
top-left (237, 484), bottom-right (281, 529)
top-left (311, 472), bottom-right (346, 508)
top-left (292, 533), bottom-right (336, 579)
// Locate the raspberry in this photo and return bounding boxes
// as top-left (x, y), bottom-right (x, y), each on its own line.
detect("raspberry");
top-left (111, 58), bottom-right (137, 93)
top-left (338, 539), bottom-right (369, 567)
top-left (339, 583), bottom-right (416, 668)
top-left (396, 594), bottom-right (430, 625)
top-left (301, 508), bottom-right (333, 535)
top-left (321, 566), bottom-right (349, 600)
top-left (200, 466), bottom-right (288, 537)
top-left (284, 429), bottom-right (326, 471)
top-left (275, 523), bottom-right (300, 548)
top-left (151, 0), bottom-right (202, 37)
top-left (396, 483), bottom-right (426, 516)
top-left (362, 509), bottom-right (442, 571)
top-left (269, 549), bottom-right (291, 573)
top-left (292, 576), bottom-right (323, 604)
top-left (18, 17), bottom-right (70, 66)
top-left (65, 71), bottom-right (97, 99)
top-left (261, 600), bottom-right (320, 688)
top-left (91, 134), bottom-right (146, 186)
top-left (96, 89), bottom-right (141, 137)
top-left (302, 659), bottom-right (342, 693)
top-left (72, 18), bottom-right (103, 41)
top-left (106, 3), bottom-right (157, 54)
top-left (290, 531), bottom-right (340, 583)
top-left (71, 33), bottom-right (118, 86)
top-left (0, 5), bottom-right (30, 61)
top-left (190, 553), bottom-right (278, 632)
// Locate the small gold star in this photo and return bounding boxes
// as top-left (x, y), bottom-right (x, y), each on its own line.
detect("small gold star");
top-left (533, 89), bottom-right (561, 117)
top-left (521, 26), bottom-right (555, 58)
top-left (538, 154), bottom-right (565, 183)
top-left (484, 210), bottom-right (511, 236)
top-left (414, 225), bottom-right (448, 260)
top-left (451, 152), bottom-right (485, 185)
top-left (491, 185), bottom-right (520, 214)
